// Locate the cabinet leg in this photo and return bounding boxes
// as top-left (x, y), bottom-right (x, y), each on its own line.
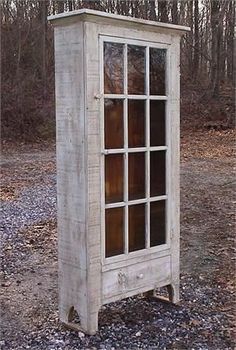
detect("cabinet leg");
top-left (167, 283), bottom-right (180, 304)
top-left (61, 306), bottom-right (99, 335)
top-left (145, 283), bottom-right (180, 305)
top-left (82, 311), bottom-right (99, 335)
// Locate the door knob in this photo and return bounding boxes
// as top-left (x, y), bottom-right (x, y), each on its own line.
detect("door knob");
top-left (94, 93), bottom-right (102, 100)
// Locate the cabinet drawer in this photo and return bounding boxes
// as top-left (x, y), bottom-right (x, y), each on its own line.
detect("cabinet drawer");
top-left (102, 255), bottom-right (171, 303)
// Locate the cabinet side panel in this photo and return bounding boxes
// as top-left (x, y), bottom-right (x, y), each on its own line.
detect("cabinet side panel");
top-left (169, 36), bottom-right (180, 297)
top-left (84, 22), bottom-right (102, 315)
top-left (54, 23), bottom-right (87, 322)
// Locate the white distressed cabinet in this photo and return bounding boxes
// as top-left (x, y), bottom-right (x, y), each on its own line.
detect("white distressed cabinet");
top-left (48, 9), bottom-right (189, 335)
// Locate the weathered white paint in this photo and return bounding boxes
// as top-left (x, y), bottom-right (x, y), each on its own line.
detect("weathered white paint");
top-left (49, 9), bottom-right (189, 335)
top-left (103, 255), bottom-right (171, 303)
top-left (48, 8), bottom-right (190, 35)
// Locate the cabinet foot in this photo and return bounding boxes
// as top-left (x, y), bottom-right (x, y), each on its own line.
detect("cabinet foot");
top-left (60, 306), bottom-right (98, 335)
top-left (145, 283), bottom-right (180, 305)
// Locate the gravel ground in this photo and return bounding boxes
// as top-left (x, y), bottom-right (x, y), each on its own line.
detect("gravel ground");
top-left (1, 184), bottom-right (56, 238)
top-left (1, 130), bottom-right (235, 349)
top-left (1, 145), bottom-right (56, 238)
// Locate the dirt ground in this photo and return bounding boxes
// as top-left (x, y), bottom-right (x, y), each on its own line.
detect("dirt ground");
top-left (1, 129), bottom-right (235, 349)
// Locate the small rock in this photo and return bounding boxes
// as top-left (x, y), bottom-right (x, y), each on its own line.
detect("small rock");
top-left (1, 282), bottom-right (11, 287)
top-left (78, 331), bottom-right (85, 339)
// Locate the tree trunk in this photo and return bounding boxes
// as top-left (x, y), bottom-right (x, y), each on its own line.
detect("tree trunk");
top-left (57, 0), bottom-right (64, 13)
top-left (187, 0), bottom-right (194, 73)
top-left (210, 0), bottom-right (221, 97)
top-left (68, 0), bottom-right (73, 11)
top-left (179, 0), bottom-right (187, 25)
top-left (193, 0), bottom-right (199, 79)
top-left (149, 0), bottom-right (157, 21)
top-left (171, 0), bottom-right (178, 24)
top-left (40, 0), bottom-right (48, 99)
top-left (227, 0), bottom-right (235, 83)
top-left (158, 0), bottom-right (168, 23)
top-left (220, 22), bottom-right (226, 82)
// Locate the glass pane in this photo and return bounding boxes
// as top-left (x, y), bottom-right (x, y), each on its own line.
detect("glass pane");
top-left (128, 45), bottom-right (145, 94)
top-left (129, 204), bottom-right (146, 252)
top-left (106, 207), bottom-right (124, 257)
top-left (104, 42), bottom-right (124, 94)
top-left (128, 153), bottom-right (145, 200)
top-left (105, 99), bottom-right (124, 149)
top-left (150, 48), bottom-right (166, 95)
top-left (105, 154), bottom-right (123, 203)
top-left (150, 201), bottom-right (166, 246)
top-left (128, 100), bottom-right (145, 147)
top-left (150, 151), bottom-right (166, 196)
top-left (150, 100), bottom-right (165, 146)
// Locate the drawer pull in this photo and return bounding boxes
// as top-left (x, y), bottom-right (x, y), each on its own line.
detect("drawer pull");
top-left (118, 271), bottom-right (127, 286)
top-left (137, 273), bottom-right (144, 279)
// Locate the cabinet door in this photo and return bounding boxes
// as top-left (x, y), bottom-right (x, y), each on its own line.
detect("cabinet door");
top-left (101, 37), bottom-right (170, 261)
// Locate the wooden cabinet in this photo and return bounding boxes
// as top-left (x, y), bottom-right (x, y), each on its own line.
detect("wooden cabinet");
top-left (49, 9), bottom-right (189, 335)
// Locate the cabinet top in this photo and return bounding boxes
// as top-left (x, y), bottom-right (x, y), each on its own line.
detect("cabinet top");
top-left (48, 8), bottom-right (190, 36)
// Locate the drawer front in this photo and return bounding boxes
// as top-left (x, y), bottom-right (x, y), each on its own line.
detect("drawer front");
top-left (102, 255), bottom-right (171, 303)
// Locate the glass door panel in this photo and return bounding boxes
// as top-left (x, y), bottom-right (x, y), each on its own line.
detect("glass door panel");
top-left (150, 100), bottom-right (165, 146)
top-left (150, 48), bottom-right (166, 95)
top-left (150, 151), bottom-right (166, 197)
top-left (105, 99), bottom-right (124, 149)
top-left (103, 38), bottom-right (168, 259)
top-left (105, 154), bottom-right (124, 203)
top-left (128, 100), bottom-right (145, 147)
top-left (128, 152), bottom-right (145, 200)
top-left (104, 42), bottom-right (124, 94)
top-left (106, 207), bottom-right (124, 257)
top-left (150, 201), bottom-right (166, 246)
top-left (128, 45), bottom-right (145, 94)
top-left (129, 204), bottom-right (146, 252)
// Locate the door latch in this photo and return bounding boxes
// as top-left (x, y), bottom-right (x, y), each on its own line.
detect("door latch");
top-left (94, 93), bottom-right (102, 100)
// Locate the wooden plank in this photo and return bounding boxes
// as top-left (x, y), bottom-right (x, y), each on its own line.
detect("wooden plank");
top-left (55, 22), bottom-right (91, 331)
top-left (168, 36), bottom-right (181, 303)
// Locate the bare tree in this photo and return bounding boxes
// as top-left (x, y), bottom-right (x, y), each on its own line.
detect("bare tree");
top-left (57, 0), bottom-right (64, 13)
top-left (68, 0), bottom-right (73, 11)
top-left (1, 0), bottom-right (235, 140)
top-left (210, 0), bottom-right (221, 97)
top-left (193, 0), bottom-right (199, 79)
top-left (171, 0), bottom-right (178, 24)
top-left (39, 0), bottom-right (48, 99)
top-left (158, 0), bottom-right (168, 22)
top-left (226, 0), bottom-right (235, 83)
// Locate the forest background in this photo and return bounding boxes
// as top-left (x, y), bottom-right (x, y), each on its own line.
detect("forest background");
top-left (1, 0), bottom-right (235, 140)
